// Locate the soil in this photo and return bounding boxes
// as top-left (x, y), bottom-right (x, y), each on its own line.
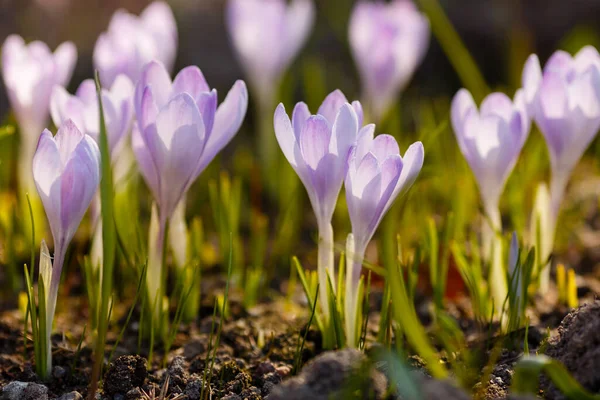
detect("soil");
top-left (542, 301), bottom-right (600, 399)
top-left (0, 274), bottom-right (599, 399)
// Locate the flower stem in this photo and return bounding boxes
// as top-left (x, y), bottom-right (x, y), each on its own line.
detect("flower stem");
top-left (45, 242), bottom-right (65, 376)
top-left (344, 234), bottom-right (365, 348)
top-left (317, 222), bottom-right (334, 322)
top-left (484, 205), bottom-right (507, 315)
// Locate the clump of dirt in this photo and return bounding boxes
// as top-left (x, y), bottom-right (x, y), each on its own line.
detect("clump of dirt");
top-left (542, 300), bottom-right (600, 399)
top-left (102, 355), bottom-right (147, 396)
top-left (268, 348), bottom-right (388, 400)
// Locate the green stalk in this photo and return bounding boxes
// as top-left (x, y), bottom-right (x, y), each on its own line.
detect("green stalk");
top-left (88, 72), bottom-right (117, 400)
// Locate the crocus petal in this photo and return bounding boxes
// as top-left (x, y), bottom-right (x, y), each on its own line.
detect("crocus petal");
top-left (329, 103), bottom-right (359, 159)
top-left (346, 153), bottom-right (382, 248)
top-left (522, 54), bottom-right (542, 108)
top-left (59, 135), bottom-right (101, 244)
top-left (544, 50), bottom-right (573, 78)
top-left (135, 60), bottom-right (172, 119)
top-left (139, 86), bottom-right (160, 131)
top-left (299, 115), bottom-right (330, 170)
top-left (352, 101), bottom-right (364, 127)
top-left (317, 90), bottom-right (349, 125)
top-left (480, 92), bottom-right (514, 121)
top-left (535, 71), bottom-right (570, 160)
top-left (132, 123), bottom-right (160, 201)
top-left (172, 66), bottom-right (210, 104)
top-left (53, 41), bottom-right (77, 87)
top-left (388, 141), bottom-right (424, 210)
top-left (450, 88), bottom-right (476, 140)
top-left (354, 124), bottom-right (376, 161)
top-left (292, 102), bottom-right (311, 139)
top-left (573, 46), bottom-right (600, 74)
top-left (50, 85), bottom-right (85, 131)
top-left (33, 121), bottom-right (100, 249)
top-left (274, 103), bottom-right (298, 168)
top-left (195, 80), bottom-right (248, 177)
top-left (370, 134), bottom-right (400, 160)
top-left (145, 93), bottom-right (206, 216)
top-left (33, 129), bottom-right (63, 242)
top-left (195, 89), bottom-right (218, 137)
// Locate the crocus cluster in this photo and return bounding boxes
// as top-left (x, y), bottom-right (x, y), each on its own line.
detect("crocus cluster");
top-left (1, 35), bottom-right (77, 192)
top-left (94, 1), bottom-right (177, 87)
top-left (274, 90), bottom-right (363, 320)
top-left (33, 121), bottom-right (101, 372)
top-left (132, 60), bottom-right (248, 305)
top-left (522, 46), bottom-right (600, 290)
top-left (349, 0), bottom-right (429, 122)
top-left (274, 90), bottom-right (424, 347)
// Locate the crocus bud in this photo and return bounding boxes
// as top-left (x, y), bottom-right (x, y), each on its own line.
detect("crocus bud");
top-left (274, 90), bottom-right (362, 319)
top-left (451, 89), bottom-right (530, 223)
top-left (344, 128), bottom-right (424, 346)
top-left (93, 1), bottom-right (178, 87)
top-left (33, 120), bottom-right (101, 257)
top-left (349, 0), bottom-right (429, 122)
top-left (133, 61), bottom-right (248, 219)
top-left (522, 46), bottom-right (600, 215)
top-left (226, 0), bottom-right (315, 105)
top-left (33, 120), bottom-right (101, 371)
top-left (50, 74), bottom-right (134, 159)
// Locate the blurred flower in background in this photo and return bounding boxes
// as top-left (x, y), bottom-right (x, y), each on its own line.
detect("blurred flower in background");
top-left (349, 0), bottom-right (429, 123)
top-left (93, 1), bottom-right (178, 87)
top-left (225, 0), bottom-right (315, 107)
top-left (50, 75), bottom-right (134, 160)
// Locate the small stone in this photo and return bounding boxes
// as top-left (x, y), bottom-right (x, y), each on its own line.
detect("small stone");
top-left (0, 381), bottom-right (49, 400)
top-left (52, 365), bottom-right (67, 379)
top-left (113, 395), bottom-right (125, 400)
top-left (57, 391), bottom-right (83, 400)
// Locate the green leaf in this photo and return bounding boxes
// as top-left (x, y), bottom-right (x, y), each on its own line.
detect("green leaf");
top-left (89, 71), bottom-right (117, 395)
top-left (512, 355), bottom-right (600, 400)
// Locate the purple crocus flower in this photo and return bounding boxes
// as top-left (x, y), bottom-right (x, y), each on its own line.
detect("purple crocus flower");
top-left (133, 61), bottom-right (248, 220)
top-left (349, 0), bottom-right (429, 122)
top-left (522, 46), bottom-right (600, 215)
top-left (226, 0), bottom-right (315, 105)
top-left (521, 46), bottom-right (600, 292)
top-left (344, 128), bottom-right (424, 346)
top-left (50, 74), bottom-right (134, 158)
top-left (451, 89), bottom-right (530, 223)
top-left (33, 120), bottom-right (101, 371)
top-left (132, 61), bottom-right (247, 301)
top-left (274, 90), bottom-right (362, 319)
top-left (1, 35), bottom-right (77, 192)
top-left (94, 1), bottom-right (178, 87)
top-left (451, 88), bottom-right (530, 309)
